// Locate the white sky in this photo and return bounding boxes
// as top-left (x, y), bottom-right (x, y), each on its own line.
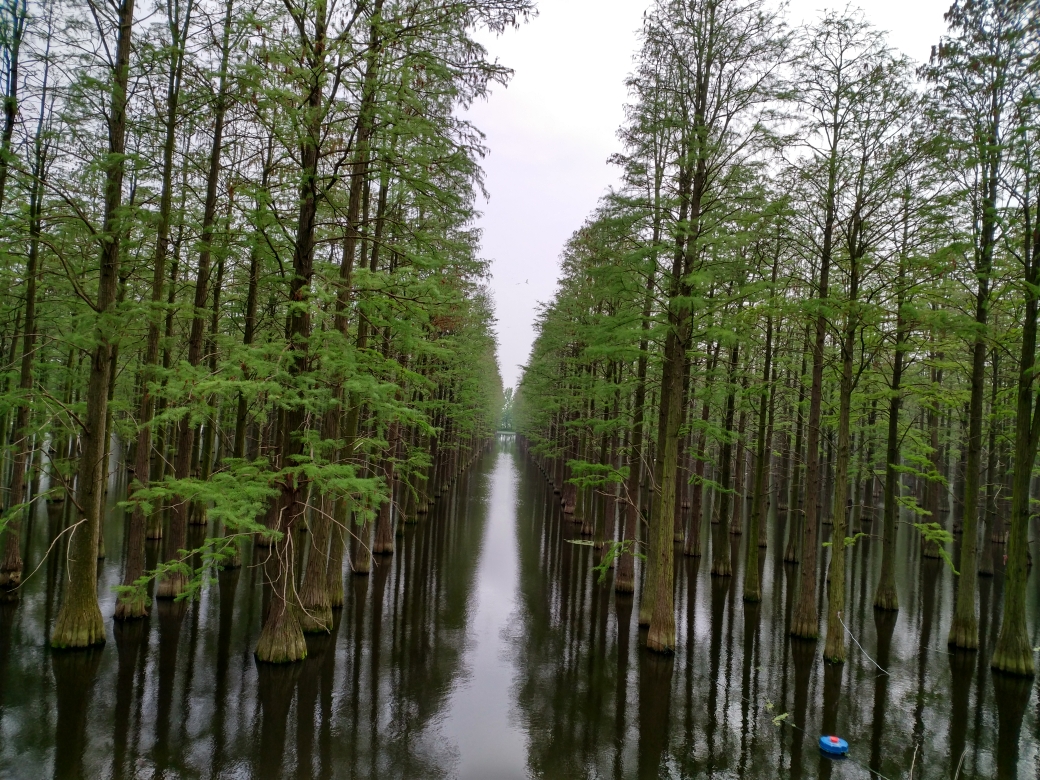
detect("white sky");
top-left (465, 0), bottom-right (953, 390)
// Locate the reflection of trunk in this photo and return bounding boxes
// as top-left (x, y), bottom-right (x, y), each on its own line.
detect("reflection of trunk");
top-left (159, 0), bottom-right (233, 599)
top-left (51, 0), bottom-right (135, 649)
top-left (991, 188), bottom-right (1039, 676)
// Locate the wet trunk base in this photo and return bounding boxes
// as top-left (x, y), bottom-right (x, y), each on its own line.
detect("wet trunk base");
top-left (297, 599), bottom-right (332, 633)
top-left (155, 571), bottom-right (188, 600)
top-left (872, 586), bottom-right (899, 612)
top-left (52, 598), bottom-right (106, 649)
top-left (113, 590), bottom-right (149, 621)
top-left (255, 605), bottom-right (307, 663)
top-left (992, 616), bottom-right (1034, 676)
top-left (947, 613), bottom-right (978, 650)
top-left (789, 599), bottom-right (818, 640)
top-left (327, 525), bottom-right (345, 607)
top-left (646, 622), bottom-right (675, 654)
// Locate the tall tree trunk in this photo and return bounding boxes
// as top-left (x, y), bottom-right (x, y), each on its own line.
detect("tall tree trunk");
top-left (158, 0), bottom-right (233, 599)
top-left (744, 311), bottom-right (773, 602)
top-left (51, 0), bottom-right (135, 649)
top-left (116, 0), bottom-right (193, 618)
top-left (991, 177), bottom-right (1039, 676)
top-left (711, 341), bottom-right (739, 579)
top-left (256, 0), bottom-right (329, 664)
top-left (616, 231), bottom-right (657, 594)
top-left (0, 106), bottom-right (44, 589)
top-left (790, 189), bottom-right (834, 640)
top-left (948, 90), bottom-right (999, 647)
top-left (0, 0), bottom-right (26, 209)
top-left (874, 310), bottom-right (907, 612)
top-left (824, 234), bottom-right (863, 660)
top-left (785, 332), bottom-right (809, 563)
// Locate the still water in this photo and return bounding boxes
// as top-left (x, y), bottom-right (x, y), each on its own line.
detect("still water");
top-left (0, 438), bottom-right (1038, 778)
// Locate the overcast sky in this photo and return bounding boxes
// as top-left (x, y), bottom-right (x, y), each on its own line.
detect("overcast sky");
top-left (463, 0), bottom-right (953, 390)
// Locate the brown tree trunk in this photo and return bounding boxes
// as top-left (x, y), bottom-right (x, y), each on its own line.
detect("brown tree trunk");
top-left (51, 0), bottom-right (135, 649)
top-left (158, 0), bottom-right (233, 599)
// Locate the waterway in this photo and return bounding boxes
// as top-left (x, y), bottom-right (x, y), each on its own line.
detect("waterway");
top-left (0, 437), bottom-right (1037, 778)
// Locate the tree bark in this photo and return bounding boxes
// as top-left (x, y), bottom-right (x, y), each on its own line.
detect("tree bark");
top-left (52, 0), bottom-right (135, 649)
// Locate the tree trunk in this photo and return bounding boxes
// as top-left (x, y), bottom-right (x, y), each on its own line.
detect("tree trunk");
top-left (158, 0), bottom-right (233, 599)
top-left (51, 0), bottom-right (135, 649)
top-left (991, 179), bottom-right (1039, 676)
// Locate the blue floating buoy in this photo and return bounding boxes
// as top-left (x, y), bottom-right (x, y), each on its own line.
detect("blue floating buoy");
top-left (819, 735), bottom-right (849, 756)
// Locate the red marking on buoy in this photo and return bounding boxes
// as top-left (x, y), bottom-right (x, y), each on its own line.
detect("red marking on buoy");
top-left (830, 736), bottom-right (839, 743)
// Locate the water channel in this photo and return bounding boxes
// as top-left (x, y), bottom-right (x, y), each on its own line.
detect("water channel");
top-left (0, 437), bottom-right (1038, 778)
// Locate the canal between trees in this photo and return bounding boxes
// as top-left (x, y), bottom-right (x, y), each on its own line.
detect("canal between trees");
top-left (0, 437), bottom-right (1037, 778)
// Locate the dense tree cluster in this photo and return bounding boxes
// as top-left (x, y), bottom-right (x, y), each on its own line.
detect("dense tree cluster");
top-left (514, 0), bottom-right (1040, 675)
top-left (0, 0), bottom-right (525, 661)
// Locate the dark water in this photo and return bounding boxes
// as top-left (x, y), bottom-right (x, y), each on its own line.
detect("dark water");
top-left (1, 438), bottom-right (1038, 779)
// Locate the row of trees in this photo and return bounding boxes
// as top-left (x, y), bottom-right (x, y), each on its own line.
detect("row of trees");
top-left (513, 0), bottom-right (1040, 676)
top-left (0, 0), bottom-right (524, 662)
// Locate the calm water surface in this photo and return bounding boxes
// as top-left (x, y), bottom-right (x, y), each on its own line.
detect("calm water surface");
top-left (0, 438), bottom-right (1038, 778)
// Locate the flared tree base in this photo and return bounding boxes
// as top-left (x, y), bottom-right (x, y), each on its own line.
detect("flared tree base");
top-left (298, 602), bottom-right (332, 633)
top-left (328, 584), bottom-right (344, 608)
top-left (991, 631), bottom-right (1035, 676)
top-left (255, 609), bottom-right (307, 663)
top-left (113, 592), bottom-right (149, 620)
top-left (710, 560), bottom-right (732, 577)
top-left (352, 553), bottom-right (371, 575)
top-left (872, 591), bottom-right (899, 612)
top-left (947, 616), bottom-right (979, 650)
top-left (51, 600), bottom-right (106, 648)
top-left (646, 624), bottom-right (675, 654)
top-left (155, 571), bottom-right (187, 600)
top-left (823, 631), bottom-right (845, 663)
top-left (789, 607), bottom-right (818, 639)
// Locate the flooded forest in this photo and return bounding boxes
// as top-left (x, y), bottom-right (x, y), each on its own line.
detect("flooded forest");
top-left (1, 0), bottom-right (1040, 778)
